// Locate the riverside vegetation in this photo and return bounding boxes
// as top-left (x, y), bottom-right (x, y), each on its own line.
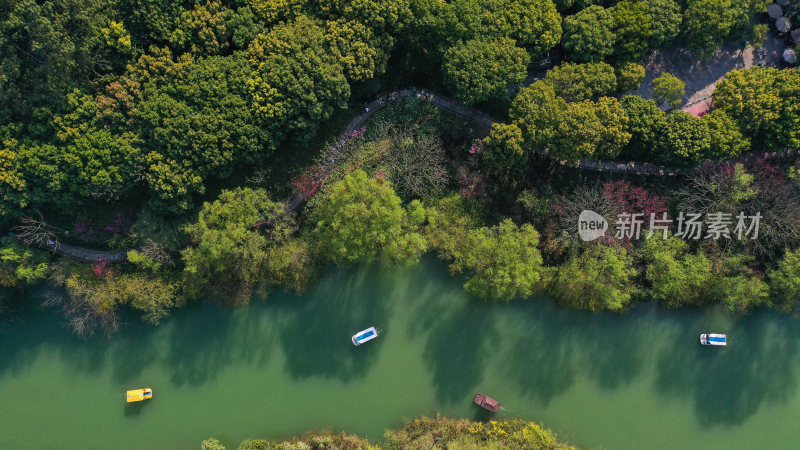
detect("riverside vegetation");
top-left (1, 1), bottom-right (799, 335)
top-left (201, 416), bottom-right (575, 450)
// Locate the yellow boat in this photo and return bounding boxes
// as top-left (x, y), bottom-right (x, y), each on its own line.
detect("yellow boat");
top-left (126, 388), bottom-right (153, 403)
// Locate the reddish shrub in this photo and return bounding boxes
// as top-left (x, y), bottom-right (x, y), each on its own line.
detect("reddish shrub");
top-left (93, 260), bottom-right (112, 279)
top-left (602, 180), bottom-right (667, 218)
top-left (291, 165), bottom-right (324, 200)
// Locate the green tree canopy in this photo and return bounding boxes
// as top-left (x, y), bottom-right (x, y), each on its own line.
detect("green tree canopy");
top-left (545, 62), bottom-right (617, 102)
top-left (247, 15), bottom-right (350, 142)
top-left (424, 194), bottom-right (484, 261)
top-left (324, 18), bottom-right (389, 82)
top-left (639, 235), bottom-right (713, 307)
top-left (482, 123), bottom-right (528, 180)
top-left (0, 0), bottom-right (125, 125)
top-left (450, 219), bottom-right (545, 301)
top-left (713, 67), bottom-right (800, 150)
top-left (508, 81), bottom-right (567, 151)
top-left (182, 187), bottom-right (297, 303)
top-left (168, 0), bottom-right (233, 56)
top-left (310, 170), bottom-right (427, 266)
top-left (620, 95), bottom-right (668, 160)
top-left (651, 72), bottom-right (685, 109)
top-left (132, 52), bottom-right (270, 212)
top-left (770, 249), bottom-right (800, 312)
top-left (682, 0), bottom-right (737, 56)
top-left (703, 110), bottom-right (749, 159)
top-left (410, 0), bottom-right (561, 61)
top-left (550, 97), bottom-right (631, 161)
top-left (615, 62), bottom-right (646, 92)
top-left (561, 6), bottom-right (616, 62)
top-left (713, 256), bottom-right (770, 314)
top-left (549, 244), bottom-right (638, 312)
top-left (443, 37), bottom-right (529, 105)
top-left (0, 237), bottom-right (49, 291)
top-left (647, 0), bottom-right (682, 48)
top-left (663, 111), bottom-right (711, 163)
top-left (611, 0), bottom-right (653, 61)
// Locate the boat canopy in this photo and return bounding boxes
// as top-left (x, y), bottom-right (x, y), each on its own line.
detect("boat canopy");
top-left (474, 393), bottom-right (500, 412)
top-left (352, 327), bottom-right (378, 346)
top-left (126, 388), bottom-right (153, 403)
top-left (700, 333), bottom-right (727, 346)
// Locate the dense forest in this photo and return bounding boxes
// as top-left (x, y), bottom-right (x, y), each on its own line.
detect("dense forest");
top-left (1, 0), bottom-right (799, 334)
top-left (200, 416), bottom-right (575, 449)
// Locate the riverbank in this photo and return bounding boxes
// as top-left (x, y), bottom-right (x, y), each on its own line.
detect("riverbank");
top-left (210, 416), bottom-right (575, 449)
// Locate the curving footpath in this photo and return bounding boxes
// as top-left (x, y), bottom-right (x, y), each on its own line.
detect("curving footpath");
top-left (286, 87), bottom-right (687, 212)
top-left (35, 88), bottom-right (795, 262)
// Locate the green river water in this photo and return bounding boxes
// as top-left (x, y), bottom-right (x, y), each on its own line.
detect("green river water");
top-left (1, 257), bottom-right (799, 449)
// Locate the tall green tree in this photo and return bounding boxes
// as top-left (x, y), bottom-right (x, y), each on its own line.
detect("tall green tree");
top-left (443, 37), bottom-right (529, 105)
top-left (646, 0), bottom-right (682, 48)
top-left (612, 0), bottom-right (653, 61)
top-left (168, 0), bottom-right (233, 56)
top-left (651, 72), bottom-right (685, 108)
top-left (132, 52), bottom-right (270, 212)
top-left (550, 97), bottom-right (631, 161)
top-left (0, 237), bottom-right (49, 290)
top-left (549, 244), bottom-right (637, 312)
top-left (409, 0), bottom-right (561, 61)
top-left (639, 235), bottom-right (713, 307)
top-left (508, 81), bottom-right (567, 151)
top-left (482, 123), bottom-right (527, 181)
top-left (545, 62), bottom-right (617, 102)
top-left (663, 111), bottom-right (711, 163)
top-left (450, 219), bottom-right (545, 301)
top-left (182, 187), bottom-right (298, 303)
top-left (770, 249), bottom-right (800, 312)
top-left (713, 67), bottom-right (800, 150)
top-left (247, 15), bottom-right (350, 142)
top-left (615, 62), bottom-right (646, 92)
top-left (310, 170), bottom-right (427, 266)
top-left (713, 256), bottom-right (770, 314)
top-left (324, 18), bottom-right (389, 82)
top-left (682, 0), bottom-right (736, 56)
top-left (561, 6), bottom-right (616, 62)
top-left (0, 0), bottom-right (126, 124)
top-left (620, 95), bottom-right (668, 160)
top-left (703, 110), bottom-right (749, 159)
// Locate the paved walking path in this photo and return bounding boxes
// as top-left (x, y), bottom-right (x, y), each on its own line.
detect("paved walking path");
top-left (286, 87), bottom-right (686, 214)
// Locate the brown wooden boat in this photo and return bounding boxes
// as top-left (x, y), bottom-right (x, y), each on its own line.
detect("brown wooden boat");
top-left (473, 393), bottom-right (500, 412)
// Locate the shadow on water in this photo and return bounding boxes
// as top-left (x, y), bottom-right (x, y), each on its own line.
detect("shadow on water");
top-left (0, 287), bottom-right (110, 380)
top-left (271, 264), bottom-right (389, 382)
top-left (472, 406), bottom-right (496, 422)
top-left (403, 260), bottom-right (499, 404)
top-left (501, 301), bottom-right (580, 406)
top-left (123, 400), bottom-right (147, 417)
top-left (654, 308), bottom-right (800, 427)
top-left (423, 306), bottom-right (497, 403)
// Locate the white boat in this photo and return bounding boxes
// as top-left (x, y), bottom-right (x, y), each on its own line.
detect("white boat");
top-left (700, 333), bottom-right (727, 346)
top-left (352, 327), bottom-right (378, 346)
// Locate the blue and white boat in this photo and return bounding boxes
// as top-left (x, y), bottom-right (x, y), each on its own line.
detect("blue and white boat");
top-left (700, 333), bottom-right (726, 346)
top-left (352, 327), bottom-right (378, 346)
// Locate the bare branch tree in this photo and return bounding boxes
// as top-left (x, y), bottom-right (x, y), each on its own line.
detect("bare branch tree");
top-left (140, 239), bottom-right (175, 269)
top-left (379, 127), bottom-right (449, 199)
top-left (557, 183), bottom-right (621, 236)
top-left (14, 211), bottom-right (60, 252)
top-left (44, 263), bottom-right (120, 338)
